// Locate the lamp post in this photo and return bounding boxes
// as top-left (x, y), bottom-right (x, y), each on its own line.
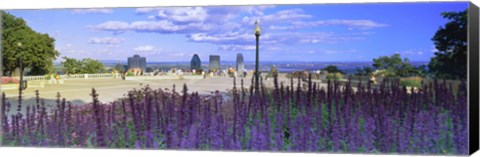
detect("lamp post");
top-left (254, 20), bottom-right (261, 93)
top-left (17, 42), bottom-right (24, 92)
top-left (17, 42), bottom-right (24, 112)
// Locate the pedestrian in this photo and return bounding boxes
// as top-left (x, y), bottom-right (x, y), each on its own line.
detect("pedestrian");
top-left (55, 74), bottom-right (60, 84)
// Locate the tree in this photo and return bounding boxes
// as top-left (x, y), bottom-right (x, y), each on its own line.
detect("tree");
top-left (354, 66), bottom-right (374, 76)
top-left (61, 57), bottom-right (82, 75)
top-left (322, 65), bottom-right (344, 74)
top-left (113, 64), bottom-right (127, 73)
top-left (82, 58), bottom-right (106, 73)
top-left (428, 9), bottom-right (467, 79)
top-left (61, 57), bottom-right (105, 74)
top-left (372, 53), bottom-right (417, 77)
top-left (1, 11), bottom-right (59, 76)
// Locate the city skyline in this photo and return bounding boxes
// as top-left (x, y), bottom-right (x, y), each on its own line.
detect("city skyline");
top-left (5, 2), bottom-right (468, 62)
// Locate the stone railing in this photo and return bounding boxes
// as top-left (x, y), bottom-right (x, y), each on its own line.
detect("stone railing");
top-left (13, 73), bottom-right (121, 81)
top-left (13, 73), bottom-right (206, 82)
top-left (61, 73), bottom-right (120, 80)
top-left (12, 75), bottom-right (46, 81)
top-left (125, 75), bottom-right (203, 80)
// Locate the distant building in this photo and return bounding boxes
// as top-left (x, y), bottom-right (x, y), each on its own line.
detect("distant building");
top-left (128, 54), bottom-right (146, 72)
top-left (209, 55), bottom-right (220, 72)
top-left (236, 53), bottom-right (245, 76)
top-left (190, 54), bottom-right (202, 70)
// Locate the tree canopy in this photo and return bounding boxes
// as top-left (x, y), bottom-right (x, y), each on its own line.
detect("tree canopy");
top-left (428, 9), bottom-right (467, 79)
top-left (113, 63), bottom-right (127, 73)
top-left (1, 11), bottom-right (59, 76)
top-left (372, 53), bottom-right (419, 77)
top-left (322, 65), bottom-right (344, 74)
top-left (354, 66), bottom-right (374, 76)
top-left (61, 57), bottom-right (106, 74)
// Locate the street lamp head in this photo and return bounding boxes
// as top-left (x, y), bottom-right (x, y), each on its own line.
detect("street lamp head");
top-left (254, 20), bottom-right (261, 36)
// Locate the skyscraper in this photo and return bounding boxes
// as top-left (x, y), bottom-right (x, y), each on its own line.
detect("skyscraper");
top-left (128, 54), bottom-right (146, 71)
top-left (209, 55), bottom-right (220, 72)
top-left (190, 54), bottom-right (202, 70)
top-left (236, 53), bottom-right (244, 77)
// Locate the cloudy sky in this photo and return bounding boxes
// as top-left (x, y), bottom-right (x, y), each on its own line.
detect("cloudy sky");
top-left (6, 2), bottom-right (468, 62)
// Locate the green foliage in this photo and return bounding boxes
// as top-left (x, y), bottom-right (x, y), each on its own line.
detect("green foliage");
top-left (413, 65), bottom-right (429, 78)
top-left (428, 9), bottom-right (467, 79)
top-left (113, 64), bottom-right (127, 73)
top-left (126, 72), bottom-right (135, 76)
top-left (83, 58), bottom-right (105, 73)
top-left (354, 66), bottom-right (374, 76)
top-left (44, 74), bottom-right (51, 80)
top-left (270, 66), bottom-right (279, 77)
top-left (326, 72), bottom-right (343, 80)
top-left (61, 57), bottom-right (82, 74)
top-left (322, 65), bottom-right (344, 74)
top-left (372, 54), bottom-right (418, 77)
top-left (1, 11), bottom-right (59, 76)
top-left (61, 57), bottom-right (106, 74)
top-left (399, 76), bottom-right (423, 88)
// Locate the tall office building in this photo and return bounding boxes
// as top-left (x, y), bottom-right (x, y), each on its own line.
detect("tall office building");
top-left (236, 53), bottom-right (244, 76)
top-left (209, 55), bottom-right (220, 72)
top-left (190, 54), bottom-right (202, 70)
top-left (128, 54), bottom-right (146, 71)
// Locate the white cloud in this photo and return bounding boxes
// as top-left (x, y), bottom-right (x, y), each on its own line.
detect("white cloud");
top-left (307, 49), bottom-right (358, 54)
top-left (133, 45), bottom-right (162, 56)
top-left (171, 52), bottom-right (186, 57)
top-left (88, 37), bottom-right (125, 45)
top-left (292, 32), bottom-right (366, 44)
top-left (91, 20), bottom-right (213, 34)
top-left (188, 32), bottom-right (253, 43)
top-left (95, 6), bottom-right (275, 35)
top-left (263, 9), bottom-right (312, 21)
top-left (187, 31), bottom-right (367, 52)
top-left (90, 6), bottom-right (384, 54)
top-left (241, 8), bottom-right (312, 25)
top-left (269, 25), bottom-right (295, 30)
top-left (55, 44), bottom-right (89, 59)
top-left (219, 44), bottom-right (256, 51)
top-left (270, 19), bottom-right (387, 30)
top-left (130, 20), bottom-right (212, 33)
top-left (89, 21), bottom-right (130, 33)
top-left (135, 7), bottom-right (161, 14)
top-left (72, 8), bottom-right (113, 14)
top-left (219, 44), bottom-right (281, 52)
top-left (396, 50), bottom-right (424, 56)
top-left (156, 7), bottom-right (208, 23)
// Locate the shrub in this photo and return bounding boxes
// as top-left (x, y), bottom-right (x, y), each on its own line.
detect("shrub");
top-left (400, 76), bottom-right (423, 88)
top-left (1, 77), bottom-right (19, 84)
top-left (322, 65), bottom-right (344, 74)
top-left (326, 72), bottom-right (343, 80)
top-left (126, 72), bottom-right (134, 76)
top-left (271, 66), bottom-right (278, 77)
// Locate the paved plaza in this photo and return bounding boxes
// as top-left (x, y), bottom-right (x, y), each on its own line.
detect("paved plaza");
top-left (1, 78), bottom-right (230, 106)
top-left (2, 76), bottom-right (319, 111)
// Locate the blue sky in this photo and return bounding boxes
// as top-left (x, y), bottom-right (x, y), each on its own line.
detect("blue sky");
top-left (6, 2), bottom-right (468, 63)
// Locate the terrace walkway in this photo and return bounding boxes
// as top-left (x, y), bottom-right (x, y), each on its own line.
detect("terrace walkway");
top-left (1, 74), bottom-right (330, 114)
